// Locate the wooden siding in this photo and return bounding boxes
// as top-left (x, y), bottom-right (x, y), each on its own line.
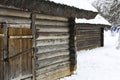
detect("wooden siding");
top-left (76, 24), bottom-right (103, 51)
top-left (34, 15), bottom-right (75, 80)
top-left (0, 7), bottom-right (76, 80)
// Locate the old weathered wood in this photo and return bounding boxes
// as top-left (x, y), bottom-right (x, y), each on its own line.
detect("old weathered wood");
top-left (101, 28), bottom-right (104, 47)
top-left (9, 36), bottom-right (32, 39)
top-left (0, 23), bottom-right (4, 80)
top-left (0, 16), bottom-right (31, 24)
top-left (36, 55), bottom-right (69, 69)
top-left (0, 7), bottom-right (30, 18)
top-left (3, 23), bottom-right (9, 80)
top-left (36, 14), bottom-right (68, 22)
top-left (31, 13), bottom-right (36, 80)
top-left (36, 44), bottom-right (69, 54)
top-left (36, 63), bottom-right (71, 80)
top-left (36, 50), bottom-right (69, 61)
top-left (36, 35), bottom-right (69, 40)
top-left (68, 18), bottom-right (77, 72)
top-left (36, 39), bottom-right (69, 46)
top-left (36, 26), bottom-right (69, 33)
top-left (35, 20), bottom-right (69, 26)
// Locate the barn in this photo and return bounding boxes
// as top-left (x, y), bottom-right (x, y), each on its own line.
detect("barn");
top-left (76, 14), bottom-right (111, 51)
top-left (0, 0), bottom-right (97, 80)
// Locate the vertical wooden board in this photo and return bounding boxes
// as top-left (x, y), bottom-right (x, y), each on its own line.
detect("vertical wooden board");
top-left (0, 28), bottom-right (3, 34)
top-left (21, 39), bottom-right (32, 76)
top-left (9, 38), bottom-right (21, 79)
top-left (0, 37), bottom-right (3, 80)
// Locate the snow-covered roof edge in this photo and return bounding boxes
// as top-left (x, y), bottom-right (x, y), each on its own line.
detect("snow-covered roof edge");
top-left (49, 0), bottom-right (98, 12)
top-left (76, 14), bottom-right (111, 25)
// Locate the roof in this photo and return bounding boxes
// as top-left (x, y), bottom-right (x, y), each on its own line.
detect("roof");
top-left (49, 0), bottom-right (98, 12)
top-left (0, 0), bottom-right (98, 19)
top-left (76, 14), bottom-right (111, 25)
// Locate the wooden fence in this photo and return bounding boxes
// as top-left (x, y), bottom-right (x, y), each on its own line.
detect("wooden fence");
top-left (0, 7), bottom-right (76, 80)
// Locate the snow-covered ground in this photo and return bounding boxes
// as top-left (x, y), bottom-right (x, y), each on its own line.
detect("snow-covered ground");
top-left (60, 30), bottom-right (120, 80)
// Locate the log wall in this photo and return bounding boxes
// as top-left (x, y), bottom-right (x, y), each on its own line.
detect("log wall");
top-left (76, 24), bottom-right (104, 51)
top-left (0, 7), bottom-right (76, 80)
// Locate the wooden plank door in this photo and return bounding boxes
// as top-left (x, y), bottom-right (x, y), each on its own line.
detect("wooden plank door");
top-left (0, 23), bottom-right (4, 80)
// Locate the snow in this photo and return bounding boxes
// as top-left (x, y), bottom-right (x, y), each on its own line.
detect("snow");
top-left (49, 0), bottom-right (97, 12)
top-left (59, 31), bottom-right (120, 80)
top-left (76, 14), bottom-right (111, 25)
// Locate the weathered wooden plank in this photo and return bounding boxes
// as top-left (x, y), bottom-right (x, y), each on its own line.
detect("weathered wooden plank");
top-left (77, 38), bottom-right (100, 42)
top-left (36, 35), bottom-right (69, 40)
top-left (36, 38), bottom-right (69, 46)
top-left (36, 26), bottom-right (69, 33)
top-left (3, 23), bottom-right (9, 80)
top-left (36, 61), bottom-right (70, 79)
top-left (9, 24), bottom-right (30, 28)
top-left (36, 32), bottom-right (69, 36)
top-left (0, 16), bottom-right (31, 24)
top-left (77, 34), bottom-right (101, 37)
top-left (0, 34), bottom-right (4, 37)
top-left (36, 55), bottom-right (70, 69)
top-left (31, 13), bottom-right (36, 80)
top-left (9, 27), bottom-right (32, 36)
top-left (36, 14), bottom-right (68, 22)
top-left (36, 64), bottom-right (71, 80)
top-left (36, 50), bottom-right (69, 61)
top-left (9, 36), bottom-right (32, 39)
top-left (76, 26), bottom-right (100, 30)
top-left (36, 44), bottom-right (69, 54)
top-left (35, 20), bottom-right (69, 26)
top-left (76, 30), bottom-right (101, 35)
top-left (77, 44), bottom-right (101, 51)
top-left (77, 36), bottom-right (101, 40)
top-left (0, 7), bottom-right (30, 18)
top-left (36, 61), bottom-right (70, 76)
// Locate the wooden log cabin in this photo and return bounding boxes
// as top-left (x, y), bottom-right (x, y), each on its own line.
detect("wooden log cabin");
top-left (0, 0), bottom-right (97, 80)
top-left (76, 14), bottom-right (111, 51)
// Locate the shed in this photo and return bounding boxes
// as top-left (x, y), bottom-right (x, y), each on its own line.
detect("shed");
top-left (76, 14), bottom-right (111, 51)
top-left (0, 0), bottom-right (97, 80)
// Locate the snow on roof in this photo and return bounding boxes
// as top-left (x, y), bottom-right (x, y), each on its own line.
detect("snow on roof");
top-left (76, 14), bottom-right (111, 25)
top-left (49, 0), bottom-right (98, 12)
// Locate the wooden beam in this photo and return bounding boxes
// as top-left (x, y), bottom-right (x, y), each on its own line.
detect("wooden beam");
top-left (101, 28), bottom-right (104, 47)
top-left (36, 14), bottom-right (68, 22)
top-left (68, 18), bottom-right (77, 72)
top-left (3, 23), bottom-right (9, 80)
top-left (31, 13), bottom-right (36, 80)
top-left (0, 7), bottom-right (30, 18)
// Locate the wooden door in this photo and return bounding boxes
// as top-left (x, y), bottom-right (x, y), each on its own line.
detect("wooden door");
top-left (0, 23), bottom-right (4, 80)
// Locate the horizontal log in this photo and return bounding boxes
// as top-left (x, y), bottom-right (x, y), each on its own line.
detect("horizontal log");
top-left (77, 38), bottom-right (100, 42)
top-left (76, 30), bottom-right (101, 35)
top-left (36, 35), bottom-right (69, 40)
top-left (77, 34), bottom-right (101, 37)
top-left (36, 44), bottom-right (69, 54)
top-left (36, 26), bottom-right (69, 33)
top-left (0, 16), bottom-right (31, 24)
top-left (0, 33), bottom-right (3, 36)
top-left (36, 67), bottom-right (71, 80)
top-left (9, 24), bottom-right (30, 28)
top-left (36, 61), bottom-right (70, 75)
top-left (36, 62), bottom-right (71, 80)
top-left (36, 50), bottom-right (69, 61)
top-left (76, 26), bottom-right (100, 30)
top-left (35, 20), bottom-right (69, 26)
top-left (0, 7), bottom-right (30, 18)
top-left (36, 14), bottom-right (68, 22)
top-left (9, 36), bottom-right (33, 39)
top-left (36, 55), bottom-right (70, 69)
top-left (77, 36), bottom-right (101, 40)
top-left (77, 44), bottom-right (101, 51)
top-left (36, 32), bottom-right (69, 36)
top-left (36, 38), bottom-right (69, 46)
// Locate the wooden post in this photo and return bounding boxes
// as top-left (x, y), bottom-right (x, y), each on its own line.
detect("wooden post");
top-left (31, 13), bottom-right (36, 80)
top-left (101, 28), bottom-right (104, 47)
top-left (68, 18), bottom-right (77, 72)
top-left (3, 22), bottom-right (9, 80)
